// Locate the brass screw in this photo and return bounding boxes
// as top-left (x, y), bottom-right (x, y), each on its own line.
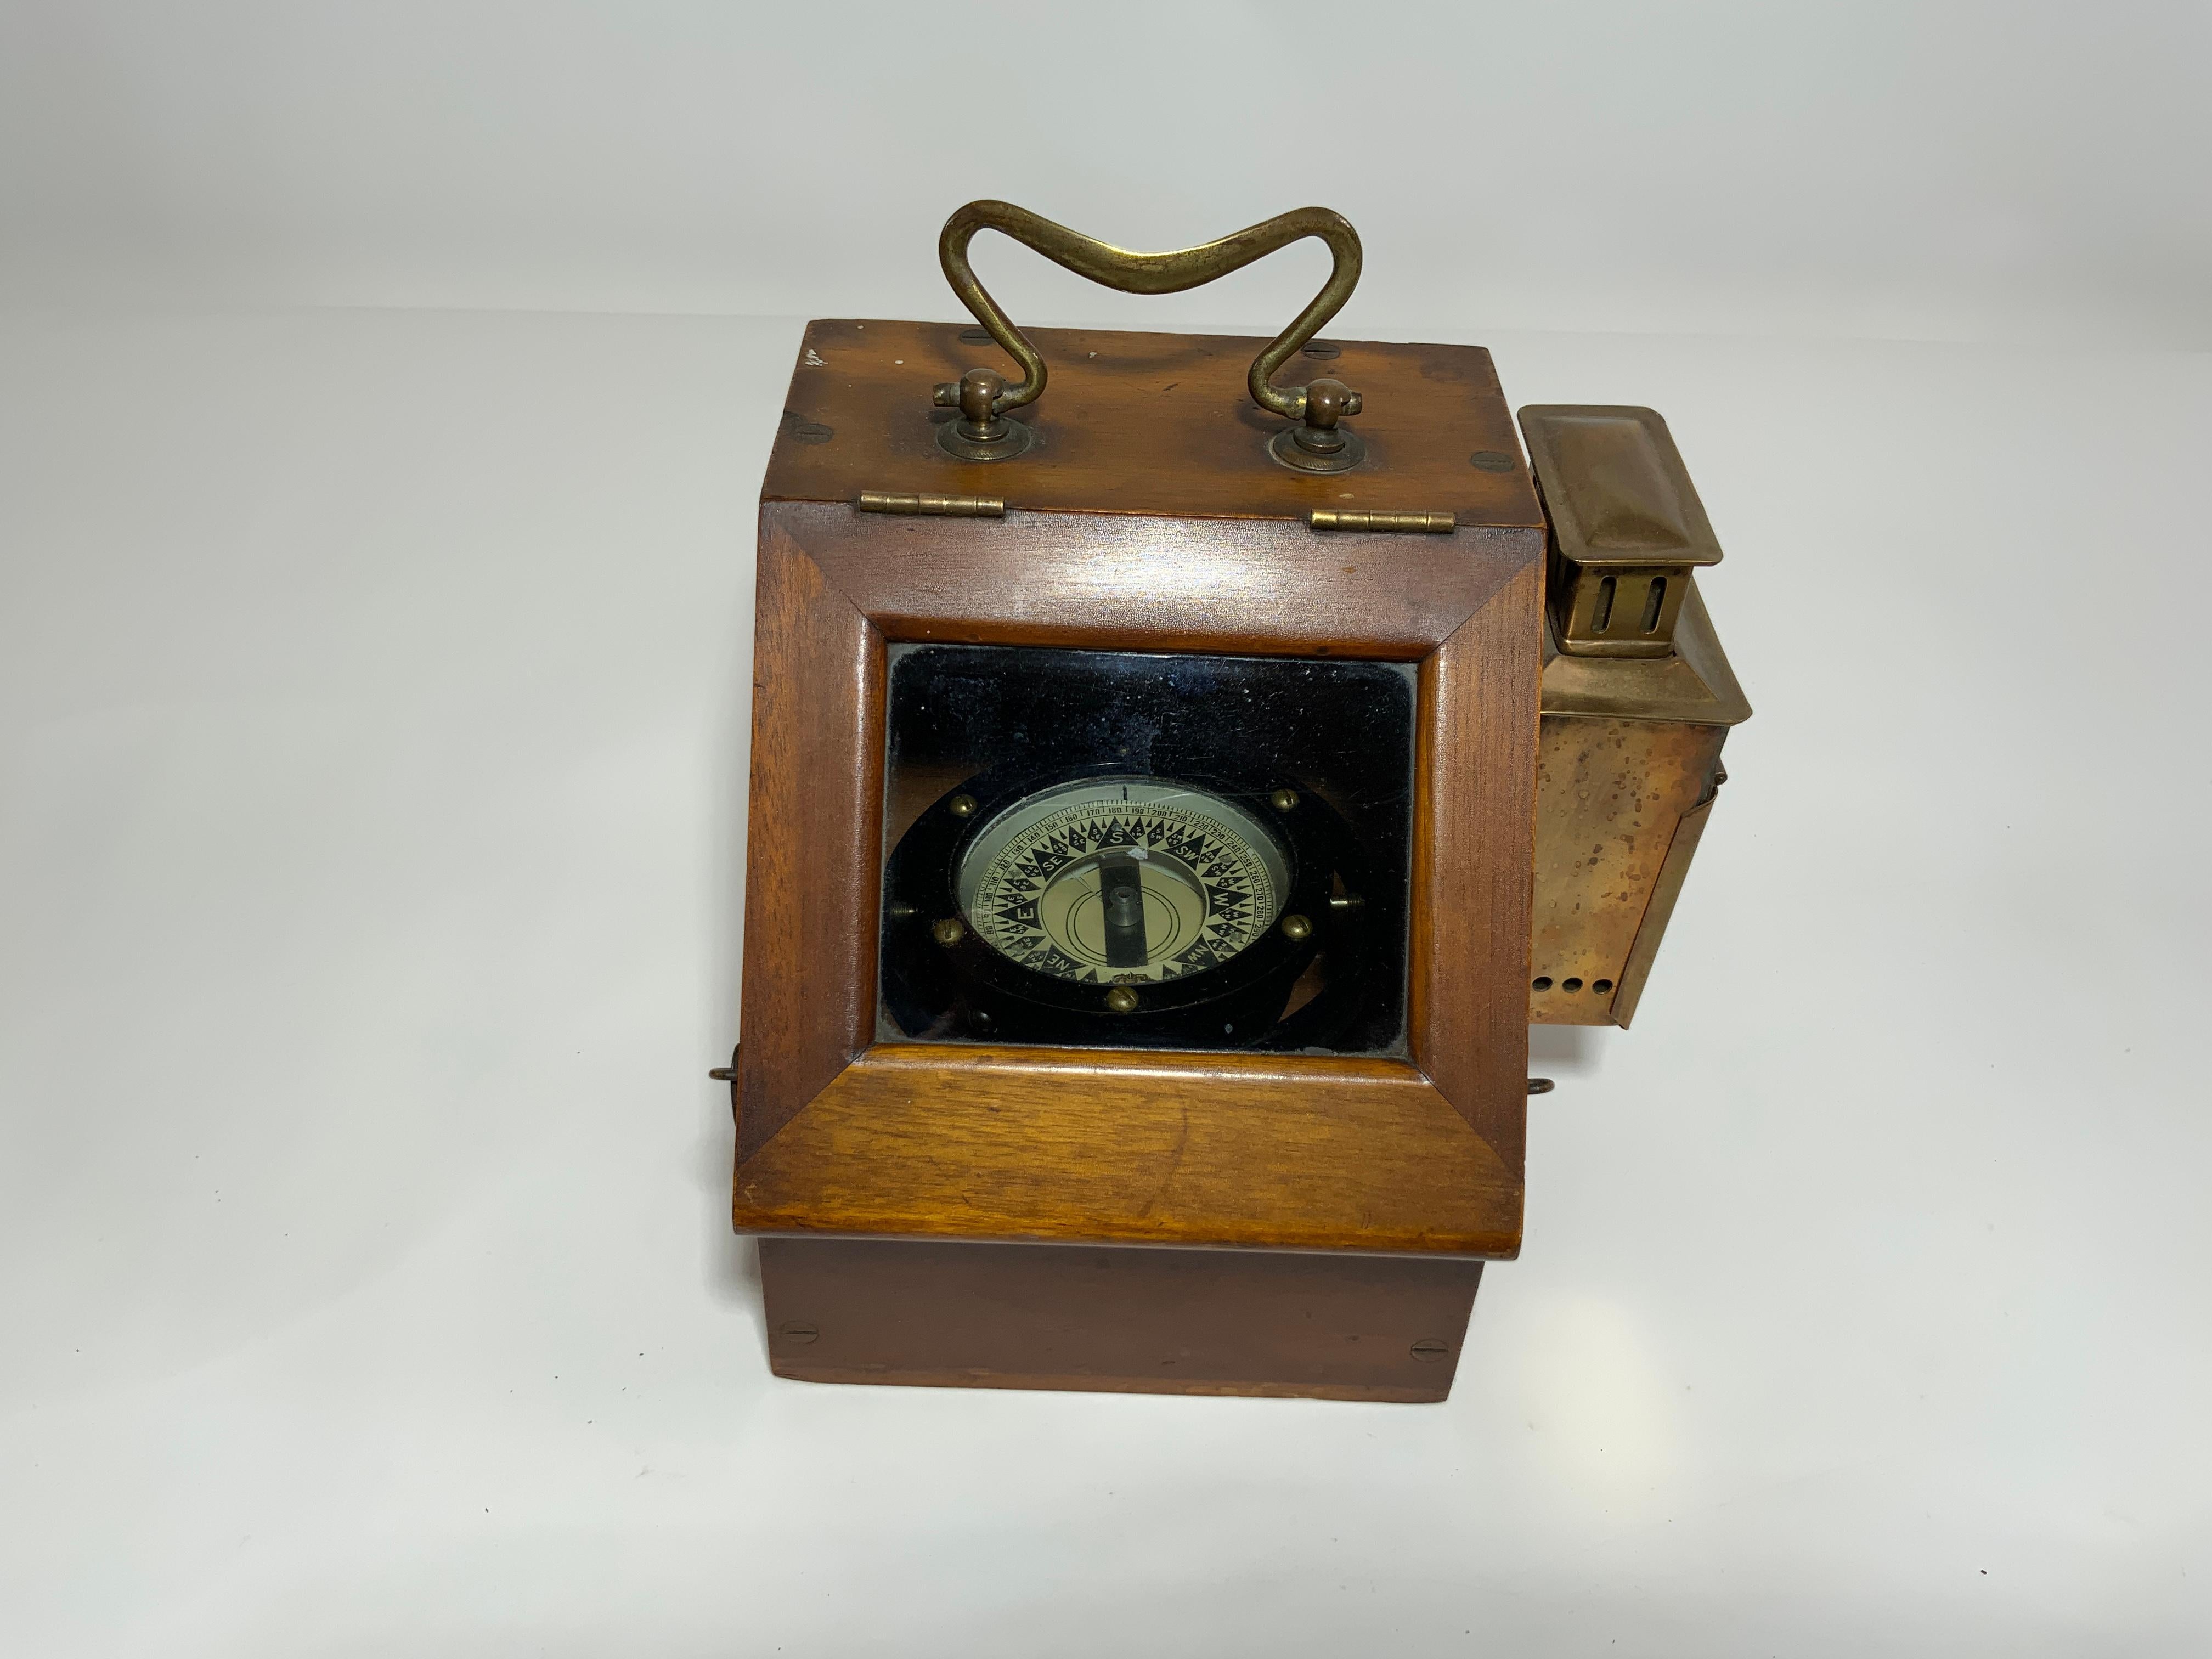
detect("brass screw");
top-left (948, 794), bottom-right (977, 818)
top-left (1409, 1338), bottom-right (1450, 1363)
top-left (932, 918), bottom-right (965, 947)
top-left (1104, 985), bottom-right (1139, 1013)
top-left (777, 1322), bottom-right (820, 1345)
top-left (1280, 913), bottom-right (1312, 943)
top-left (1269, 787), bottom-right (1299, 812)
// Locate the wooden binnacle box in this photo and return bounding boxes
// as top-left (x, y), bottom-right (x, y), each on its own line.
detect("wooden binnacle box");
top-left (720, 205), bottom-right (1747, 1401)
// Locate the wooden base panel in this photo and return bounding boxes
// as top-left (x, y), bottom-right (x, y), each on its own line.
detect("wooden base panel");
top-left (758, 1236), bottom-right (1483, 1403)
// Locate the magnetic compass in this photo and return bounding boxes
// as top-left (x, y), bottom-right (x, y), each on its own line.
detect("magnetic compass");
top-left (881, 764), bottom-right (1377, 1051)
top-left (958, 776), bottom-right (1289, 985)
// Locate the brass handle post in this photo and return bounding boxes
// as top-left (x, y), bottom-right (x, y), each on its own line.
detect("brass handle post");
top-left (931, 200), bottom-right (1367, 472)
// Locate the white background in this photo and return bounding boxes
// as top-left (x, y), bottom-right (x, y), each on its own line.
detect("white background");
top-left (3, 5), bottom-right (2208, 1655)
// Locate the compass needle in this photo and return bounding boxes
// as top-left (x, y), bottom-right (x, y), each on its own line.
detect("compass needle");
top-left (1098, 854), bottom-right (1149, 968)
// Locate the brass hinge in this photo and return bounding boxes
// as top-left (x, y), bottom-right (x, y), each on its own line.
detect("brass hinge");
top-left (1307, 509), bottom-right (1455, 533)
top-left (856, 491), bottom-right (1005, 517)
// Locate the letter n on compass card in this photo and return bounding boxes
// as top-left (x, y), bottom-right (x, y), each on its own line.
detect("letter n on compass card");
top-left (726, 203), bottom-right (1543, 1402)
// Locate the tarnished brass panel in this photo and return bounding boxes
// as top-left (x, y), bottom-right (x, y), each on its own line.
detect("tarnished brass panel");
top-left (1530, 716), bottom-right (1725, 1027)
top-left (1519, 407), bottom-right (1722, 572)
top-left (1521, 402), bottom-right (1746, 1032)
top-left (1519, 405), bottom-right (1723, 660)
top-left (1538, 578), bottom-right (1750, 726)
top-left (1611, 789), bottom-right (1718, 1028)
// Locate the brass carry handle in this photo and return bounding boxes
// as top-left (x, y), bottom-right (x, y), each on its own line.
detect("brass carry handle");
top-left (930, 200), bottom-right (1368, 472)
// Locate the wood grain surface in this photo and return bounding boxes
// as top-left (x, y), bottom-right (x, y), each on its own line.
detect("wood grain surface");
top-left (787, 499), bottom-right (1528, 659)
top-left (765, 320), bottom-right (1544, 527)
top-left (735, 323), bottom-right (1546, 1260)
top-left (734, 517), bottom-right (883, 1161)
top-left (759, 1235), bottom-right (1484, 1402)
top-left (1409, 561), bottom-right (1544, 1166)
top-left (735, 1045), bottom-right (1521, 1255)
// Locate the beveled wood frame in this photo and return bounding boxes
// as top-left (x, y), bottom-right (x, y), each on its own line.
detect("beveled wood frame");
top-left (734, 500), bottom-right (1542, 1257)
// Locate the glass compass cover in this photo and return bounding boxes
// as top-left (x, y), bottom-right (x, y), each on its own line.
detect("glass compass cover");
top-left (877, 644), bottom-right (1416, 1056)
